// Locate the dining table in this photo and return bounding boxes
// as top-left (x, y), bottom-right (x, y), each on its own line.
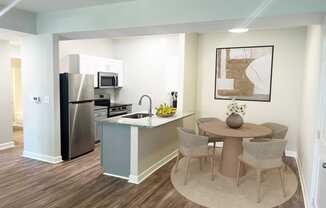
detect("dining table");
top-left (199, 120), bottom-right (272, 178)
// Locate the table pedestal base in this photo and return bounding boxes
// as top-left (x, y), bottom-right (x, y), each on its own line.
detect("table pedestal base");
top-left (220, 137), bottom-right (246, 178)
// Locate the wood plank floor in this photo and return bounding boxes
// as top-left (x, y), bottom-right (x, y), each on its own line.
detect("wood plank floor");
top-left (0, 129), bottom-right (304, 208)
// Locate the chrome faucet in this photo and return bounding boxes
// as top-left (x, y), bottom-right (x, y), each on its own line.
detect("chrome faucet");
top-left (138, 95), bottom-right (153, 117)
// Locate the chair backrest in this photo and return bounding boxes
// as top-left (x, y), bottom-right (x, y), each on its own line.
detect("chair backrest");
top-left (177, 127), bottom-right (209, 156)
top-left (242, 139), bottom-right (287, 160)
top-left (261, 122), bottom-right (288, 139)
top-left (196, 117), bottom-right (221, 135)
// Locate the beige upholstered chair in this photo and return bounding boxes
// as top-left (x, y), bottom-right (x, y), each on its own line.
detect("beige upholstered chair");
top-left (252, 122), bottom-right (289, 167)
top-left (252, 122), bottom-right (288, 141)
top-left (175, 128), bottom-right (215, 185)
top-left (261, 122), bottom-right (288, 139)
top-left (197, 117), bottom-right (224, 155)
top-left (236, 139), bottom-right (288, 203)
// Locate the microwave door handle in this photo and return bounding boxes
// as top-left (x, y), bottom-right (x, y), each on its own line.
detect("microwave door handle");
top-left (112, 76), bottom-right (116, 87)
top-left (115, 76), bottom-right (118, 87)
top-left (97, 72), bottom-right (101, 88)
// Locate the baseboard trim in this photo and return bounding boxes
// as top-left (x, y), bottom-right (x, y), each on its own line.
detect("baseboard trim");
top-left (128, 149), bottom-right (178, 184)
top-left (295, 154), bottom-right (310, 208)
top-left (23, 151), bottom-right (63, 164)
top-left (0, 141), bottom-right (15, 151)
top-left (103, 172), bottom-right (129, 180)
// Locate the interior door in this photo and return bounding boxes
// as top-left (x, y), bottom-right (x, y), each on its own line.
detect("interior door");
top-left (69, 101), bottom-right (95, 158)
top-left (315, 24), bottom-right (326, 208)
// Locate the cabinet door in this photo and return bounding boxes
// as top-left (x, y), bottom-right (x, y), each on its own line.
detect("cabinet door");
top-left (79, 55), bottom-right (107, 87)
top-left (69, 54), bottom-right (124, 88)
top-left (95, 121), bottom-right (102, 142)
top-left (80, 58), bottom-right (97, 87)
top-left (105, 59), bottom-right (124, 87)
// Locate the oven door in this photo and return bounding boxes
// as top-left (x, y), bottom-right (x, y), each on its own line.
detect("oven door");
top-left (98, 72), bottom-right (118, 88)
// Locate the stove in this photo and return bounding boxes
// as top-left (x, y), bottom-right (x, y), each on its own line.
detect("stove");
top-left (94, 99), bottom-right (132, 118)
top-left (109, 103), bottom-right (132, 117)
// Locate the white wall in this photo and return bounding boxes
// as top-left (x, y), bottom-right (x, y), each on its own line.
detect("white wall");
top-left (10, 44), bottom-right (21, 58)
top-left (21, 34), bottom-right (62, 163)
top-left (196, 28), bottom-right (307, 151)
top-left (297, 25), bottom-right (322, 206)
top-left (113, 34), bottom-right (184, 111)
top-left (0, 40), bottom-right (13, 146)
top-left (181, 33), bottom-right (198, 128)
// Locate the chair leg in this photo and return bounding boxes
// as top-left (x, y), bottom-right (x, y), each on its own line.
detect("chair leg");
top-left (184, 157), bottom-right (190, 185)
top-left (236, 160), bottom-right (241, 186)
top-left (210, 156), bottom-right (215, 181)
top-left (213, 142), bottom-right (216, 155)
top-left (261, 171), bottom-right (265, 183)
top-left (279, 167), bottom-right (287, 197)
top-left (283, 152), bottom-right (288, 171)
top-left (174, 152), bottom-right (181, 174)
top-left (256, 170), bottom-right (262, 203)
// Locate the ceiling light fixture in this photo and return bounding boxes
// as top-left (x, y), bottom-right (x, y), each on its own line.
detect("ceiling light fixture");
top-left (228, 28), bottom-right (249, 33)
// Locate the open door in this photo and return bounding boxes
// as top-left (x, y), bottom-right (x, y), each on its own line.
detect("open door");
top-left (11, 58), bottom-right (23, 146)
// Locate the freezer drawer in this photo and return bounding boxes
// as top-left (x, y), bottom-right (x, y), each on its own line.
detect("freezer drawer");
top-left (68, 101), bottom-right (95, 158)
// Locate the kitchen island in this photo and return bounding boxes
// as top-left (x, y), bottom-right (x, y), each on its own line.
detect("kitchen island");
top-left (99, 112), bottom-right (194, 184)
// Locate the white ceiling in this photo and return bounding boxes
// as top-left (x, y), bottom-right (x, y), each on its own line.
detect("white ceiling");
top-left (0, 0), bottom-right (133, 13)
top-left (59, 13), bottom-right (324, 40)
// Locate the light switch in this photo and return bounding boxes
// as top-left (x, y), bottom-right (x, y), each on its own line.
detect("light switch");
top-left (44, 96), bottom-right (50, 104)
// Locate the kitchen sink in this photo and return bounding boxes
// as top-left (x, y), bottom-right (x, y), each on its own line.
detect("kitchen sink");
top-left (122, 113), bottom-right (151, 119)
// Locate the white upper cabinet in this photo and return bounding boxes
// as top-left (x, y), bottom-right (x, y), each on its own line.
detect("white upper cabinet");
top-left (60, 54), bottom-right (124, 88)
top-left (104, 59), bottom-right (124, 88)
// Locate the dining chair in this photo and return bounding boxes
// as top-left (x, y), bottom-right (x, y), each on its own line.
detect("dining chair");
top-left (252, 122), bottom-right (289, 168)
top-left (236, 139), bottom-right (288, 203)
top-left (196, 117), bottom-right (224, 155)
top-left (262, 122), bottom-right (288, 139)
top-left (174, 127), bottom-right (215, 185)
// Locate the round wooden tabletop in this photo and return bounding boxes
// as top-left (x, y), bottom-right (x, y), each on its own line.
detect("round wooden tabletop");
top-left (199, 120), bottom-right (272, 138)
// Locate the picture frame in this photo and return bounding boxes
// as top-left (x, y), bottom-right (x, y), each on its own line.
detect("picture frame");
top-left (214, 45), bottom-right (274, 102)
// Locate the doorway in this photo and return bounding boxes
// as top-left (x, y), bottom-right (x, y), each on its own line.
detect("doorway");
top-left (11, 58), bottom-right (23, 146)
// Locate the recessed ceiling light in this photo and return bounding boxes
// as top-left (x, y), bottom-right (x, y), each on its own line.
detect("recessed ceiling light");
top-left (228, 28), bottom-right (249, 33)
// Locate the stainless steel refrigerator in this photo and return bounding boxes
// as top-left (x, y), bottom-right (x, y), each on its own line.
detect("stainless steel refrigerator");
top-left (60, 73), bottom-right (95, 160)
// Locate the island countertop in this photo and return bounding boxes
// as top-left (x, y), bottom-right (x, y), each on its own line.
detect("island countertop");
top-left (100, 112), bottom-right (194, 128)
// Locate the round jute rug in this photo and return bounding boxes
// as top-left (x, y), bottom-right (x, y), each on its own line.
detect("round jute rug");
top-left (171, 151), bottom-right (298, 208)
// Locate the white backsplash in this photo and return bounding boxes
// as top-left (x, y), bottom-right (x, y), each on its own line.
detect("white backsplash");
top-left (94, 88), bottom-right (116, 102)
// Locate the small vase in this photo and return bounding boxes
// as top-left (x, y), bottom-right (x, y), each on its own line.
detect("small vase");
top-left (226, 113), bottom-right (243, 129)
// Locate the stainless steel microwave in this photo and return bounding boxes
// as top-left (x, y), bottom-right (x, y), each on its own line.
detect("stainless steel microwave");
top-left (97, 72), bottom-right (119, 88)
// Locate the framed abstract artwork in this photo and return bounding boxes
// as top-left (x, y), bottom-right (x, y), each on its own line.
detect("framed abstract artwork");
top-left (214, 45), bottom-right (274, 102)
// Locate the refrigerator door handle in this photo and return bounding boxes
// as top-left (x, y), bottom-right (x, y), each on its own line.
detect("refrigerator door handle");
top-left (70, 100), bottom-right (94, 104)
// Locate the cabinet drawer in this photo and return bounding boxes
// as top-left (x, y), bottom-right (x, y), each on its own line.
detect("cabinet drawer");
top-left (94, 109), bottom-right (108, 118)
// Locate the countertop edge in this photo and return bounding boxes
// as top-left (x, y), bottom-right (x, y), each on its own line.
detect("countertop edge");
top-left (100, 112), bottom-right (194, 128)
